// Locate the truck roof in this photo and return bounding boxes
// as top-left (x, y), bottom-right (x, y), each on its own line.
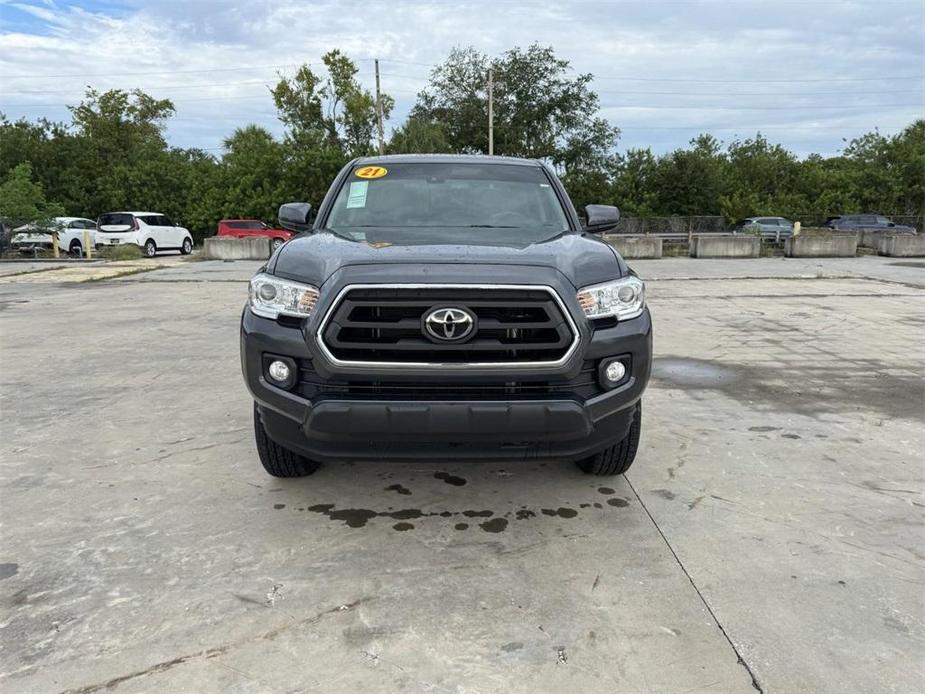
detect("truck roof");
top-left (352, 153), bottom-right (542, 167)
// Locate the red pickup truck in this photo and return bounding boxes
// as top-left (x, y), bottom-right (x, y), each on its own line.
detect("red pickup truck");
top-left (217, 219), bottom-right (293, 250)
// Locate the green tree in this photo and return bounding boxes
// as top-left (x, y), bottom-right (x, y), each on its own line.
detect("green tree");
top-left (215, 125), bottom-right (288, 224)
top-left (387, 116), bottom-right (450, 154)
top-left (272, 53), bottom-right (392, 157)
top-left (411, 44), bottom-right (619, 169)
top-left (652, 135), bottom-right (726, 216)
top-left (0, 162), bottom-right (65, 227)
top-left (612, 149), bottom-right (660, 216)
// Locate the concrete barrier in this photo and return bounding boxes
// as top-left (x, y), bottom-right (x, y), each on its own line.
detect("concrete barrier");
top-left (690, 236), bottom-right (760, 259)
top-left (203, 236), bottom-right (271, 260)
top-left (785, 233), bottom-right (857, 258)
top-left (878, 234), bottom-right (925, 257)
top-left (603, 235), bottom-right (663, 259)
top-left (859, 230), bottom-right (883, 248)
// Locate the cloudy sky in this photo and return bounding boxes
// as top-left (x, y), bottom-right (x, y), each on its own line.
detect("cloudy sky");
top-left (1, 0), bottom-right (922, 157)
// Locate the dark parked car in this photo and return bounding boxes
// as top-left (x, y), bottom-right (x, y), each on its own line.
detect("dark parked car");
top-left (240, 155), bottom-right (652, 478)
top-left (825, 214), bottom-right (915, 234)
top-left (732, 216), bottom-right (793, 240)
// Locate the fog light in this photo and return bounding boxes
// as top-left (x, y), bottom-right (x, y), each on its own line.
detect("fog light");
top-left (605, 360), bottom-right (626, 383)
top-left (267, 360), bottom-right (291, 383)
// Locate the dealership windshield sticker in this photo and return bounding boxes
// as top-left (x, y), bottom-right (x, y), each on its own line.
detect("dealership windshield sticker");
top-left (346, 181), bottom-right (369, 208)
top-left (354, 166), bottom-right (388, 179)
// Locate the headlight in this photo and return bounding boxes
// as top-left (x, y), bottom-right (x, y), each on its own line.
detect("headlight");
top-left (576, 275), bottom-right (645, 321)
top-left (248, 273), bottom-right (319, 319)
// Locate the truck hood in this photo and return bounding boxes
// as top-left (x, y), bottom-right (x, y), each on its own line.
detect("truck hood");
top-left (270, 231), bottom-right (627, 289)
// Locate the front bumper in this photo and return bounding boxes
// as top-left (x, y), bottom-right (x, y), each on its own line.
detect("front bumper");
top-left (241, 301), bottom-right (652, 462)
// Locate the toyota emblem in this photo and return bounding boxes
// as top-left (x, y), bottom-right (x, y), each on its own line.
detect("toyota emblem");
top-left (423, 306), bottom-right (476, 342)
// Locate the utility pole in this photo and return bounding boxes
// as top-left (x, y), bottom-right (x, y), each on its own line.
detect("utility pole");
top-left (487, 67), bottom-right (494, 155)
top-left (374, 58), bottom-right (384, 155)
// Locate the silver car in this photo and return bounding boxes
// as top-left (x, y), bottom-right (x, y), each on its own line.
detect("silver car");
top-left (733, 216), bottom-right (794, 241)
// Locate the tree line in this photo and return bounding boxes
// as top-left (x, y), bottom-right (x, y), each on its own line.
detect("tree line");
top-left (1, 44), bottom-right (922, 240)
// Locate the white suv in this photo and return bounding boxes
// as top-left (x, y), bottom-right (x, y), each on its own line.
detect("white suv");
top-left (10, 217), bottom-right (97, 256)
top-left (96, 211), bottom-right (194, 257)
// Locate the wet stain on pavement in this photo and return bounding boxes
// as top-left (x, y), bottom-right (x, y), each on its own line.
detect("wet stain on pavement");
top-left (434, 472), bottom-right (466, 486)
top-left (541, 507), bottom-right (578, 518)
top-left (462, 510), bottom-right (493, 518)
top-left (501, 641), bottom-right (524, 652)
top-left (385, 484), bottom-right (412, 495)
top-left (656, 355), bottom-right (922, 422)
top-left (653, 358), bottom-right (737, 387)
top-left (782, 433), bottom-right (802, 439)
top-left (273, 503), bottom-right (286, 510)
top-left (303, 493), bottom-right (628, 530)
top-left (652, 489), bottom-right (676, 500)
top-left (749, 426), bottom-right (780, 432)
top-left (0, 563), bottom-right (18, 580)
top-left (307, 504), bottom-right (494, 529)
top-left (598, 487), bottom-right (615, 495)
top-left (480, 518), bottom-right (508, 533)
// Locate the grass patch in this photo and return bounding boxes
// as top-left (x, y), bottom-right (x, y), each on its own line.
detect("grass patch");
top-left (99, 244), bottom-right (143, 260)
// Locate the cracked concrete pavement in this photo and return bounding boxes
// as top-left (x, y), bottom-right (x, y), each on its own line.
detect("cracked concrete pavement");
top-left (1, 256), bottom-right (922, 693)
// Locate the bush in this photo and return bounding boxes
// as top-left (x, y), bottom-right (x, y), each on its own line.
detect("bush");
top-left (99, 244), bottom-right (143, 260)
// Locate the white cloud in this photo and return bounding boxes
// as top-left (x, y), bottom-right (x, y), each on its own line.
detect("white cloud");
top-left (1, 0), bottom-right (922, 156)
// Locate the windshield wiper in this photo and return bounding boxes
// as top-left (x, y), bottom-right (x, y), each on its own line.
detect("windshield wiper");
top-left (319, 227), bottom-right (360, 241)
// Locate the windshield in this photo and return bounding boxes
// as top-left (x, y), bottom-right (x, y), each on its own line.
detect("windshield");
top-left (325, 162), bottom-right (570, 244)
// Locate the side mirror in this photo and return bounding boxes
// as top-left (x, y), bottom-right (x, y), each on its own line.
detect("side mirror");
top-left (279, 202), bottom-right (312, 233)
top-left (583, 204), bottom-right (620, 233)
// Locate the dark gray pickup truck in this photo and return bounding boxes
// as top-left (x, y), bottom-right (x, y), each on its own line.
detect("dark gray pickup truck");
top-left (240, 155), bottom-right (652, 477)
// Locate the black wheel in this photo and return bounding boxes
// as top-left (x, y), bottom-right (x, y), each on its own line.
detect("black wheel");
top-left (271, 237), bottom-right (284, 251)
top-left (180, 237), bottom-right (193, 255)
top-left (143, 239), bottom-right (157, 257)
top-left (576, 403), bottom-right (642, 476)
top-left (69, 240), bottom-right (83, 258)
top-left (253, 403), bottom-right (321, 477)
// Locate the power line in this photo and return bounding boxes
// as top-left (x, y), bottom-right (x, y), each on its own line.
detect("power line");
top-left (0, 79), bottom-right (276, 96)
top-left (592, 74), bottom-right (925, 83)
top-left (3, 95), bottom-right (919, 110)
top-left (1, 64), bottom-right (300, 79)
top-left (601, 103), bottom-right (922, 110)
top-left (3, 57), bottom-right (921, 85)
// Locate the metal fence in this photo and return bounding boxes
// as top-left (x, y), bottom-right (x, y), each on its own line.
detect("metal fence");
top-left (607, 214), bottom-right (921, 240)
top-left (612, 216), bottom-right (725, 237)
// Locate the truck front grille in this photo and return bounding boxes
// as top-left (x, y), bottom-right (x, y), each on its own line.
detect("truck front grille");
top-left (298, 360), bottom-right (602, 401)
top-left (318, 285), bottom-right (579, 366)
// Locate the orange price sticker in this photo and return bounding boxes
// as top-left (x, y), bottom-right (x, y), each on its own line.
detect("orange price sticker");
top-left (355, 166), bottom-right (388, 179)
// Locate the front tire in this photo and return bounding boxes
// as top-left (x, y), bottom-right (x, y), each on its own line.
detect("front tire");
top-left (253, 404), bottom-right (321, 477)
top-left (271, 237), bottom-right (284, 251)
top-left (576, 403), bottom-right (642, 476)
top-left (180, 237), bottom-right (193, 255)
top-left (69, 240), bottom-right (83, 258)
top-left (143, 239), bottom-right (157, 257)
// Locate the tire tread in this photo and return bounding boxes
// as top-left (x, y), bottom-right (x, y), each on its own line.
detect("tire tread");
top-left (577, 403), bottom-right (642, 476)
top-left (253, 404), bottom-right (320, 477)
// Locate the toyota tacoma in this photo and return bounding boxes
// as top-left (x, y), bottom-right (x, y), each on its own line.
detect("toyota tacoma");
top-left (240, 155), bottom-right (652, 477)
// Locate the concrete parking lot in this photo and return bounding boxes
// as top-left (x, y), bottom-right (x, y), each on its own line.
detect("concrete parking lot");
top-left (1, 256), bottom-right (923, 693)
